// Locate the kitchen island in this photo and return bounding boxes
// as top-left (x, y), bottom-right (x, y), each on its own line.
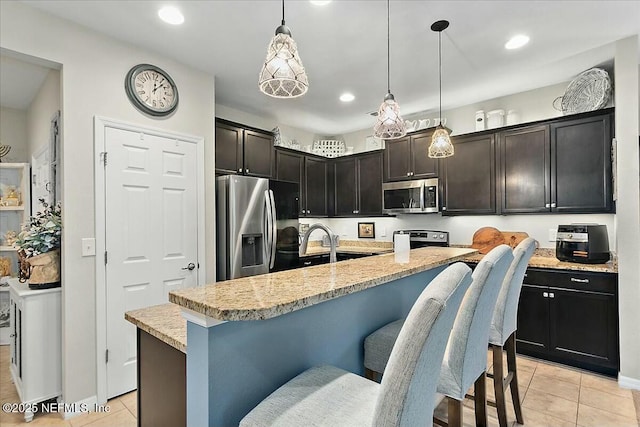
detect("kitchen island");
top-left (165, 246), bottom-right (475, 427)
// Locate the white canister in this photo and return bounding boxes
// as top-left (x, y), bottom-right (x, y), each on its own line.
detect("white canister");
top-left (486, 109), bottom-right (505, 129)
top-left (394, 233), bottom-right (410, 264)
top-left (475, 110), bottom-right (485, 131)
top-left (506, 110), bottom-right (520, 125)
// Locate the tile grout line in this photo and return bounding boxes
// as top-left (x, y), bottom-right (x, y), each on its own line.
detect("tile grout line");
top-left (576, 373), bottom-right (581, 427)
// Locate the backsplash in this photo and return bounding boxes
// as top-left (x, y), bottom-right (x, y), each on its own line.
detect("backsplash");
top-left (301, 213), bottom-right (616, 250)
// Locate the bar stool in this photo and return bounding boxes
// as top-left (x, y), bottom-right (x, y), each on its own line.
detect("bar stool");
top-left (488, 238), bottom-right (537, 427)
top-left (364, 245), bottom-right (514, 427)
top-left (240, 262), bottom-right (473, 427)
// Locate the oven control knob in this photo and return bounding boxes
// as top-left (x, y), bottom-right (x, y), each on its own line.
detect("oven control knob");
top-left (439, 234), bottom-right (445, 239)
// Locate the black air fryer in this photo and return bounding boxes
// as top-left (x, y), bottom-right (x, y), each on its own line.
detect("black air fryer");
top-left (556, 224), bottom-right (610, 264)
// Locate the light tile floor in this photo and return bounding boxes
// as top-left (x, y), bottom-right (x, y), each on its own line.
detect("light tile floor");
top-left (1, 345), bottom-right (638, 427)
top-left (0, 346), bottom-right (136, 427)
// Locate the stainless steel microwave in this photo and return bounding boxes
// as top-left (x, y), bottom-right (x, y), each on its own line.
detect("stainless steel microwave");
top-left (382, 178), bottom-right (439, 214)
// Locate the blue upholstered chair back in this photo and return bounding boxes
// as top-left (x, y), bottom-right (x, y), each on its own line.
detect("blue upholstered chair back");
top-left (489, 238), bottom-right (537, 346)
top-left (373, 262), bottom-right (473, 427)
top-left (437, 245), bottom-right (513, 400)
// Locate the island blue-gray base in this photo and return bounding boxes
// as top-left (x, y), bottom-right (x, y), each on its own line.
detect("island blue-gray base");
top-left (186, 267), bottom-right (444, 427)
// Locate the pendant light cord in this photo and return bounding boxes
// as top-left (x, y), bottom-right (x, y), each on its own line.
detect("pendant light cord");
top-left (387, 0), bottom-right (390, 94)
top-left (438, 29), bottom-right (442, 120)
top-left (281, 0), bottom-right (285, 26)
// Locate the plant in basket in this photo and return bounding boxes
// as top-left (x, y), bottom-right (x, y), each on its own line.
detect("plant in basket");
top-left (15, 199), bottom-right (62, 289)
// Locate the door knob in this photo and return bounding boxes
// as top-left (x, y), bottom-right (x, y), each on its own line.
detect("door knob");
top-left (182, 262), bottom-right (196, 271)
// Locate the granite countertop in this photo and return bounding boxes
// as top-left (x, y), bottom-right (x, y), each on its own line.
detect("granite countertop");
top-left (125, 303), bottom-right (186, 353)
top-left (460, 248), bottom-right (617, 274)
top-left (169, 247), bottom-right (477, 322)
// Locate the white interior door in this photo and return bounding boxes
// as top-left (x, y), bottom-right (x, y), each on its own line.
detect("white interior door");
top-left (104, 127), bottom-right (198, 398)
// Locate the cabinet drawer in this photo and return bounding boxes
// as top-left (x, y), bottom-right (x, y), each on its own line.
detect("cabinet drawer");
top-left (524, 268), bottom-right (616, 294)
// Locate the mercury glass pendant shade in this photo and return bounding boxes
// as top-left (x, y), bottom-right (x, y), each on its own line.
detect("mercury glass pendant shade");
top-left (428, 125), bottom-right (454, 158)
top-left (258, 30), bottom-right (309, 98)
top-left (374, 93), bottom-right (407, 139)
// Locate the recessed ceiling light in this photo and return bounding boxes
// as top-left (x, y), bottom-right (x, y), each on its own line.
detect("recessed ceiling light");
top-left (505, 34), bottom-right (529, 50)
top-left (310, 1), bottom-right (332, 6)
top-left (158, 6), bottom-right (184, 25)
top-left (339, 93), bottom-right (355, 102)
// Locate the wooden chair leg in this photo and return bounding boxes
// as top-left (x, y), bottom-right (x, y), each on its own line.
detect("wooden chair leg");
top-left (492, 344), bottom-right (509, 427)
top-left (474, 372), bottom-right (488, 427)
top-left (506, 332), bottom-right (524, 424)
top-left (448, 397), bottom-right (463, 427)
top-left (364, 367), bottom-right (378, 381)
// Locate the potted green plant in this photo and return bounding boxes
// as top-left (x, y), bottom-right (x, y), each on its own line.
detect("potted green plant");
top-left (15, 199), bottom-right (62, 289)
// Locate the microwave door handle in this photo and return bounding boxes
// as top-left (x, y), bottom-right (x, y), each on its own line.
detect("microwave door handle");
top-left (264, 190), bottom-right (272, 265)
top-left (420, 182), bottom-right (425, 211)
top-left (269, 190), bottom-right (277, 269)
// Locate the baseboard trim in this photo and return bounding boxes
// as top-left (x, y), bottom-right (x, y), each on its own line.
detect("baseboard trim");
top-left (618, 374), bottom-right (640, 390)
top-left (62, 395), bottom-right (98, 419)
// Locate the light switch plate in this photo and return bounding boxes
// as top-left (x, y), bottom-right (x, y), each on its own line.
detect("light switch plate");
top-left (82, 238), bottom-right (96, 256)
top-left (380, 226), bottom-right (386, 237)
top-left (548, 228), bottom-right (558, 242)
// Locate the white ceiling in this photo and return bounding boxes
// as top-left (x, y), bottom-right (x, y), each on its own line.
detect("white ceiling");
top-left (0, 54), bottom-right (51, 110)
top-left (15, 1), bottom-right (640, 134)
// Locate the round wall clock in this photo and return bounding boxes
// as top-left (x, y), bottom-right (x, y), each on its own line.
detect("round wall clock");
top-left (125, 64), bottom-right (179, 117)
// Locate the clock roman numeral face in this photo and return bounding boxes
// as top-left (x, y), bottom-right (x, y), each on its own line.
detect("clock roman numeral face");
top-left (133, 69), bottom-right (176, 111)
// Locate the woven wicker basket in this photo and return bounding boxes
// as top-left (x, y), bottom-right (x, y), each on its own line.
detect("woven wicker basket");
top-left (312, 140), bottom-right (346, 158)
top-left (553, 68), bottom-right (612, 115)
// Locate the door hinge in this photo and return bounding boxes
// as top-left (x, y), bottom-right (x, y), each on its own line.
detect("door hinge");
top-left (104, 251), bottom-right (108, 265)
top-left (105, 349), bottom-right (109, 363)
top-left (100, 152), bottom-right (108, 166)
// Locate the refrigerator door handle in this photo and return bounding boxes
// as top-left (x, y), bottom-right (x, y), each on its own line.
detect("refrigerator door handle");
top-left (264, 190), bottom-right (273, 266)
top-left (268, 189), bottom-right (277, 269)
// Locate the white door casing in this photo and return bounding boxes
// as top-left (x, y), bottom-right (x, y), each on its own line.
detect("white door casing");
top-left (94, 117), bottom-right (205, 403)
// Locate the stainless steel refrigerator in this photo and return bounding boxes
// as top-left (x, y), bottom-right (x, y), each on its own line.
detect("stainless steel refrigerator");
top-left (216, 175), bottom-right (300, 281)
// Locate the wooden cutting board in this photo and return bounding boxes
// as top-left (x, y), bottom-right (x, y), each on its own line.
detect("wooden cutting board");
top-left (471, 227), bottom-right (506, 254)
top-left (501, 231), bottom-right (530, 249)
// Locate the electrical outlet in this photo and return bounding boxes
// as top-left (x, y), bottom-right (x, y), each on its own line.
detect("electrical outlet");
top-left (548, 228), bottom-right (558, 242)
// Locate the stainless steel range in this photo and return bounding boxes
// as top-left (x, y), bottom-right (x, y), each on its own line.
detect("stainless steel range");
top-left (393, 229), bottom-right (449, 248)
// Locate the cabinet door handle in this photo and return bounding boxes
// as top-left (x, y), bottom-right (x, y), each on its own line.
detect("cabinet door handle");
top-left (238, 168), bottom-right (243, 173)
top-left (245, 168), bottom-right (249, 174)
top-left (570, 277), bottom-right (589, 283)
top-left (411, 172), bottom-right (414, 176)
top-left (442, 206), bottom-right (447, 211)
top-left (406, 172), bottom-right (411, 176)
top-left (307, 210), bottom-right (311, 214)
top-left (549, 292), bottom-right (555, 298)
top-left (551, 202), bottom-right (556, 208)
top-left (545, 203), bottom-right (550, 208)
top-left (303, 261), bottom-right (312, 266)
top-left (543, 292), bottom-right (549, 298)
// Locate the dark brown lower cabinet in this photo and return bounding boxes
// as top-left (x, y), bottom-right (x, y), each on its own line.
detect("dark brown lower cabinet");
top-left (516, 268), bottom-right (619, 376)
top-left (138, 329), bottom-right (186, 427)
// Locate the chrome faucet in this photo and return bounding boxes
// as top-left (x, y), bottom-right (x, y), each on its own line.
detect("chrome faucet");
top-left (299, 223), bottom-right (337, 263)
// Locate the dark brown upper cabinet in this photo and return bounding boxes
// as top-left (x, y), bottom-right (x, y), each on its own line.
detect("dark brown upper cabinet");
top-left (215, 119), bottom-right (274, 178)
top-left (551, 113), bottom-right (613, 213)
top-left (332, 151), bottom-right (383, 216)
top-left (441, 133), bottom-right (496, 215)
top-left (499, 125), bottom-right (551, 214)
top-left (443, 109), bottom-right (613, 215)
top-left (498, 111), bottom-right (613, 214)
top-left (274, 148), bottom-right (328, 217)
top-left (384, 130), bottom-right (439, 181)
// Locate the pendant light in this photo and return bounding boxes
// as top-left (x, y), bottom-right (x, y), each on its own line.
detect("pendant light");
top-left (428, 20), bottom-right (454, 158)
top-left (373, 0), bottom-right (406, 140)
top-left (258, 0), bottom-right (309, 98)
